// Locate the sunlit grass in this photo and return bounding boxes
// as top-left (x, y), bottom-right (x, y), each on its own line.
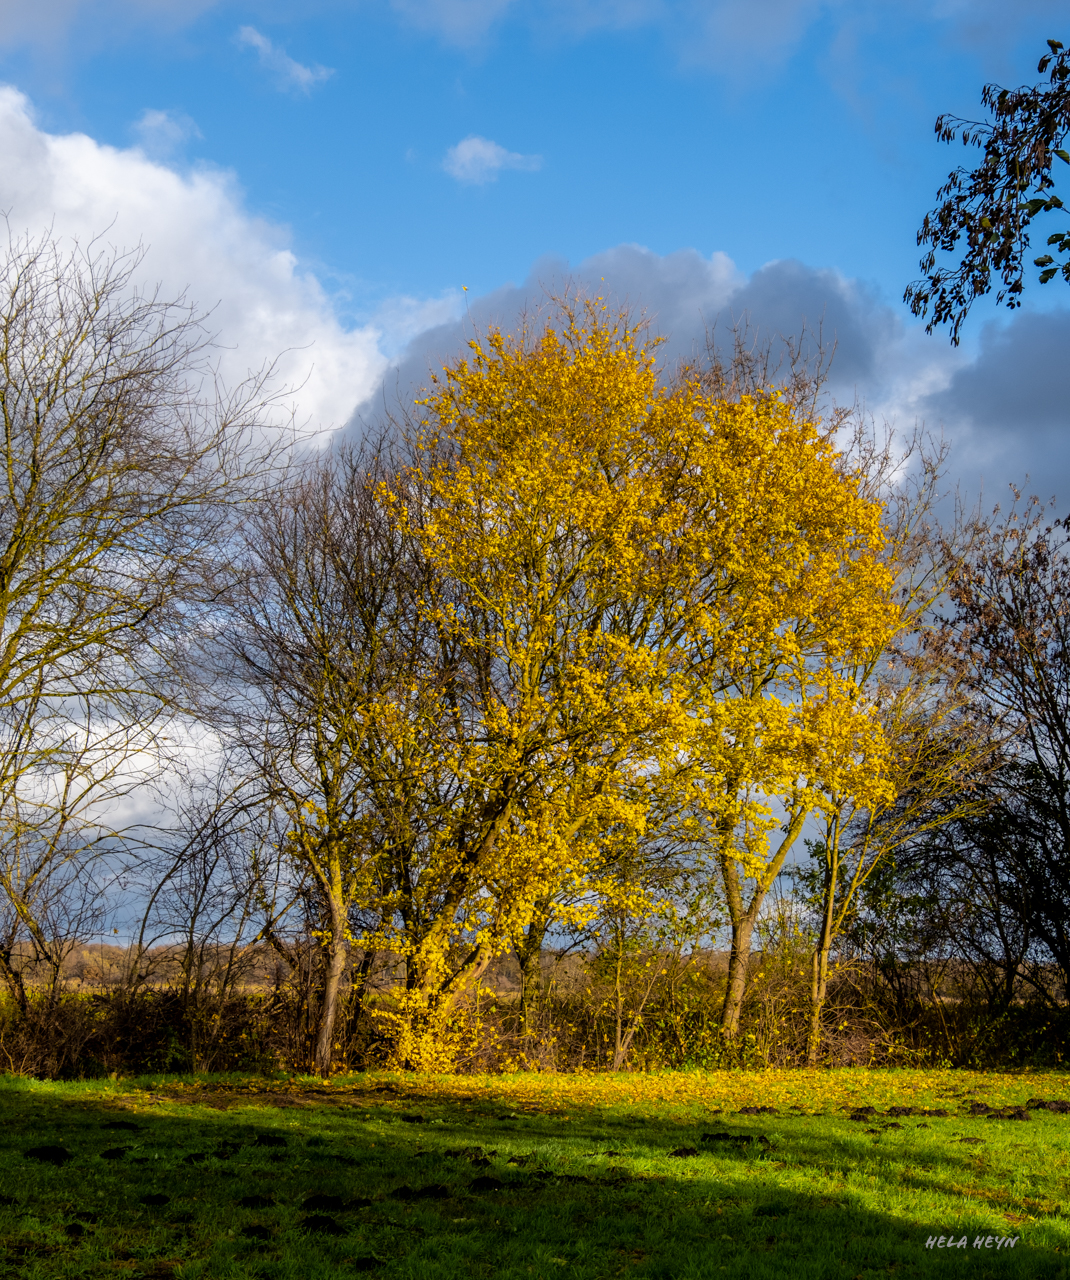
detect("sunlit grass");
top-left (0, 1069), bottom-right (1066, 1277)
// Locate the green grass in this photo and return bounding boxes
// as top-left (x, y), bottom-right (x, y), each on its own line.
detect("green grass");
top-left (0, 1069), bottom-right (1067, 1279)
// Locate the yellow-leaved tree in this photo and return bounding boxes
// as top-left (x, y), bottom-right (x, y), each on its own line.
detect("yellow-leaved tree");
top-left (381, 304), bottom-right (687, 1066)
top-left (672, 391), bottom-right (900, 1040)
top-left (377, 298), bottom-right (899, 1067)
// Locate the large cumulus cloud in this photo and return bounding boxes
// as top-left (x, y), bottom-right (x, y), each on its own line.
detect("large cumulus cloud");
top-left (0, 84), bottom-right (390, 434)
top-left (3, 80), bottom-right (1064, 511)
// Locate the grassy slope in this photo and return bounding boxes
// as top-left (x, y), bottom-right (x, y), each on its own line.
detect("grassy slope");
top-left (0, 1069), bottom-right (1066, 1279)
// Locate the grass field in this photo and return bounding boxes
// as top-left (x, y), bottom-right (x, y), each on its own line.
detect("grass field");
top-left (0, 1068), bottom-right (1067, 1279)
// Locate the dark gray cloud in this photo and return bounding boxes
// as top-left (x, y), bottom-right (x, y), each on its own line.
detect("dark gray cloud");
top-left (917, 308), bottom-right (1070, 512)
top-left (356, 242), bottom-right (1070, 514)
top-left (922, 309), bottom-right (1070, 438)
top-left (358, 245), bottom-right (734, 420)
top-left (355, 244), bottom-right (900, 422)
top-left (728, 260), bottom-right (899, 390)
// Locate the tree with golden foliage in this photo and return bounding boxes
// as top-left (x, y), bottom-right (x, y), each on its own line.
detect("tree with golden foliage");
top-left (669, 394), bottom-right (900, 1039)
top-left (381, 298), bottom-right (900, 1065)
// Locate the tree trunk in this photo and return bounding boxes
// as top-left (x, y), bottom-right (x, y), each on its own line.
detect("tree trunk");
top-left (721, 909), bottom-right (757, 1037)
top-left (313, 899), bottom-right (348, 1078)
top-left (807, 845), bottom-right (838, 1066)
top-left (516, 907), bottom-right (551, 1046)
top-left (352, 946), bottom-right (377, 1006)
top-left (718, 807), bottom-right (808, 1038)
top-left (0, 944), bottom-right (27, 1015)
top-left (807, 942), bottom-right (831, 1066)
top-left (611, 938), bottom-right (626, 1069)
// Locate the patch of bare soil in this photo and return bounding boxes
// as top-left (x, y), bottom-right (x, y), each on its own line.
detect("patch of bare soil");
top-left (140, 1079), bottom-right (570, 1117)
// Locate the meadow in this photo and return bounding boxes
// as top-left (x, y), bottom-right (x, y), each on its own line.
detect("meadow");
top-left (0, 1069), bottom-right (1066, 1279)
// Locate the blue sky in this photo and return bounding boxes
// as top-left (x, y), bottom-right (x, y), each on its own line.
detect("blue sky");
top-left (1, 0), bottom-right (1068, 502)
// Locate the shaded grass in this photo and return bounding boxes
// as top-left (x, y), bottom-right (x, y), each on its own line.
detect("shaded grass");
top-left (0, 1069), bottom-right (1067, 1278)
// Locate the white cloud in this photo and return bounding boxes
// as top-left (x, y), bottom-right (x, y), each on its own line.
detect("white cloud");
top-left (0, 0), bottom-right (219, 51)
top-left (389, 0), bottom-right (517, 45)
top-left (0, 0), bottom-right (1059, 83)
top-left (0, 84), bottom-right (385, 434)
top-left (443, 135), bottom-right (542, 185)
top-left (372, 291), bottom-right (466, 358)
top-left (131, 108), bottom-right (202, 160)
top-left (236, 26), bottom-right (334, 94)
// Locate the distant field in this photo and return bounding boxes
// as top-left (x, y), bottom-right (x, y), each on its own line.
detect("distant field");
top-left (0, 1068), bottom-right (1067, 1279)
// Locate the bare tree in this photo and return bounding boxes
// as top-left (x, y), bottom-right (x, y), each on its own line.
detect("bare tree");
top-left (217, 440), bottom-right (438, 1075)
top-left (925, 498), bottom-right (1070, 1001)
top-left (800, 432), bottom-right (994, 1063)
top-left (0, 229), bottom-right (279, 1008)
top-left (114, 768), bottom-right (286, 1069)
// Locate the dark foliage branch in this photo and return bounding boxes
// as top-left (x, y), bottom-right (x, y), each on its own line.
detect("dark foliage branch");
top-left (905, 38), bottom-right (1070, 344)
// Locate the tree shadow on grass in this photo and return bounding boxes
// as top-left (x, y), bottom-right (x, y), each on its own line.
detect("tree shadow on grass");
top-left (0, 1079), bottom-right (1059, 1279)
